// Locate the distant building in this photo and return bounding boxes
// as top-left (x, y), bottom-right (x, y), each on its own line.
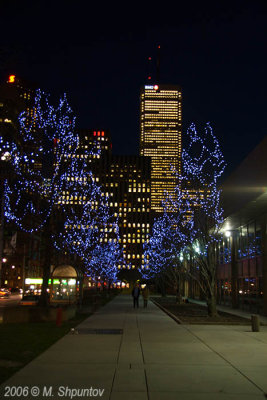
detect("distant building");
top-left (0, 74), bottom-right (36, 133)
top-left (140, 84), bottom-right (182, 213)
top-left (75, 131), bottom-right (151, 272)
top-left (97, 154), bottom-right (151, 271)
top-left (78, 129), bottom-right (112, 159)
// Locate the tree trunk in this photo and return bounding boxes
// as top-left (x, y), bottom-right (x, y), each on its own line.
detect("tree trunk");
top-left (39, 219), bottom-right (53, 307)
top-left (175, 291), bottom-right (183, 304)
top-left (207, 292), bottom-right (217, 317)
top-left (156, 276), bottom-right (166, 297)
top-left (175, 279), bottom-right (183, 304)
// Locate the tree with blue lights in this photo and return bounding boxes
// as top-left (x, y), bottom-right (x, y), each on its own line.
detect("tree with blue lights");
top-left (85, 223), bottom-right (122, 286)
top-left (144, 123), bottom-right (225, 316)
top-left (181, 123), bottom-right (226, 316)
top-left (0, 89), bottom-right (120, 304)
top-left (55, 175), bottom-right (121, 285)
top-left (143, 182), bottom-right (194, 302)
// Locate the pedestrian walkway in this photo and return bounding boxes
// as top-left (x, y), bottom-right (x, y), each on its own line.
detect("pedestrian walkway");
top-left (1, 294), bottom-right (267, 399)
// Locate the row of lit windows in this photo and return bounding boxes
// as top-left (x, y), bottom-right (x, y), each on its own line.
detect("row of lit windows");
top-left (142, 131), bottom-right (180, 136)
top-left (142, 103), bottom-right (180, 108)
top-left (143, 100), bottom-right (179, 104)
top-left (142, 141), bottom-right (180, 146)
top-left (117, 205), bottom-right (149, 211)
top-left (120, 238), bottom-right (148, 244)
top-left (143, 109), bottom-right (179, 113)
top-left (142, 128), bottom-right (179, 132)
top-left (143, 115), bottom-right (179, 120)
top-left (126, 254), bottom-right (144, 259)
top-left (128, 188), bottom-right (150, 193)
top-left (142, 121), bottom-right (179, 126)
top-left (58, 200), bottom-right (88, 205)
top-left (114, 209), bottom-right (150, 216)
top-left (143, 94), bottom-right (180, 99)
top-left (143, 107), bottom-right (179, 112)
top-left (143, 91), bottom-right (180, 96)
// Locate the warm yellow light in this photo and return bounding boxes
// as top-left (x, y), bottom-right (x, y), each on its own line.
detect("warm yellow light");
top-left (8, 75), bottom-right (16, 83)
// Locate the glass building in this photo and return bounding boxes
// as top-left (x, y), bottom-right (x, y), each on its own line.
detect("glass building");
top-left (140, 84), bottom-right (182, 213)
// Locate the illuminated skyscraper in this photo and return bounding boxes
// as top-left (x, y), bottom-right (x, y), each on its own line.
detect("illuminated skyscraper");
top-left (95, 154), bottom-right (151, 271)
top-left (140, 84), bottom-right (182, 213)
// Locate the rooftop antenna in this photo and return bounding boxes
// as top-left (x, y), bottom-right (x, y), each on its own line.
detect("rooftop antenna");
top-left (147, 56), bottom-right (152, 82)
top-left (156, 45), bottom-right (161, 83)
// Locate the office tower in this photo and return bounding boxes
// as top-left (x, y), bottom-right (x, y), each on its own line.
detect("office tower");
top-left (61, 131), bottom-right (151, 272)
top-left (57, 129), bottom-right (112, 205)
top-left (75, 131), bottom-right (151, 272)
top-left (97, 154), bottom-right (151, 271)
top-left (78, 129), bottom-right (112, 159)
top-left (0, 74), bottom-right (36, 147)
top-left (140, 84), bottom-right (182, 213)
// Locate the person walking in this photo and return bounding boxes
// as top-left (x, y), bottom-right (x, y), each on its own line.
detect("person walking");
top-left (142, 285), bottom-right (149, 308)
top-left (132, 283), bottom-right (140, 308)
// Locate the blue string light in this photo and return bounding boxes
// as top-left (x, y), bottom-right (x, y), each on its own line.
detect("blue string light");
top-left (0, 88), bottom-right (122, 282)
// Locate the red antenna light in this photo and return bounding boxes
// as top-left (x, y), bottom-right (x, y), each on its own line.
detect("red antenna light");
top-left (156, 45), bottom-right (161, 83)
top-left (147, 55), bottom-right (152, 82)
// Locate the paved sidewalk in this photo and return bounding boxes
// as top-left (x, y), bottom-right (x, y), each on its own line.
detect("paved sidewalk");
top-left (1, 294), bottom-right (267, 399)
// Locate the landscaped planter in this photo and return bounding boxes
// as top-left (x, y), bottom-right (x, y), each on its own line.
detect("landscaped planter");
top-left (2, 305), bottom-right (77, 323)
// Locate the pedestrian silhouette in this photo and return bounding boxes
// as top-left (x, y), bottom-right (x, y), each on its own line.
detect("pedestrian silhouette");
top-left (142, 285), bottom-right (149, 308)
top-left (132, 283), bottom-right (140, 308)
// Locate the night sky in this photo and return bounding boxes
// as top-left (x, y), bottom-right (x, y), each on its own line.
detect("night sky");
top-left (1, 0), bottom-right (267, 178)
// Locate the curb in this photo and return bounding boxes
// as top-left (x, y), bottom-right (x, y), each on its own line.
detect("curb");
top-left (151, 298), bottom-right (183, 325)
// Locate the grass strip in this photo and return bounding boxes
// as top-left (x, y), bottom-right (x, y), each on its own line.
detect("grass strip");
top-left (0, 311), bottom-right (91, 384)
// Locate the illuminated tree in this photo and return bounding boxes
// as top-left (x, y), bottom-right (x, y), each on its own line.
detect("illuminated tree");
top-left (85, 222), bottom-right (122, 285)
top-left (143, 188), bottom-right (193, 302)
top-left (144, 123), bottom-right (226, 316)
top-left (55, 174), bottom-right (122, 283)
top-left (180, 123), bottom-right (226, 316)
top-left (0, 89), bottom-right (120, 304)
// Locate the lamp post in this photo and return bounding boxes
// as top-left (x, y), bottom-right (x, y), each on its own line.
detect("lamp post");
top-left (0, 152), bottom-right (11, 287)
top-left (225, 229), bottom-right (239, 309)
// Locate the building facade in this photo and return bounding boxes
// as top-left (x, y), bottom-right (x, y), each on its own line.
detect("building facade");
top-left (140, 84), bottom-right (182, 213)
top-left (76, 131), bottom-right (151, 273)
top-left (216, 136), bottom-right (267, 315)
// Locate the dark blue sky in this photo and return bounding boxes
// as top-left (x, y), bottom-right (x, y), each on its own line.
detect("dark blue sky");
top-left (1, 0), bottom-right (267, 177)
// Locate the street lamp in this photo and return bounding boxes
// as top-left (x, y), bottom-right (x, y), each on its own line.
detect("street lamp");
top-left (0, 153), bottom-right (12, 287)
top-left (223, 228), bottom-right (239, 308)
